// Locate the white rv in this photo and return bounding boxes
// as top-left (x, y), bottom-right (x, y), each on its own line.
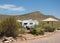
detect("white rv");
top-left (17, 19), bottom-right (39, 29)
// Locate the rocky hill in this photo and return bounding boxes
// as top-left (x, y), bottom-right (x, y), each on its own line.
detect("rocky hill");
top-left (15, 11), bottom-right (59, 21)
top-left (0, 11), bottom-right (59, 22)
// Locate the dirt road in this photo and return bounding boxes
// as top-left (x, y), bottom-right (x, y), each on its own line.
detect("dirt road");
top-left (13, 30), bottom-right (60, 43)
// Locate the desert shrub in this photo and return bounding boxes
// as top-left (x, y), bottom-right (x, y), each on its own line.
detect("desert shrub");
top-left (43, 25), bottom-right (56, 32)
top-left (0, 22), bottom-right (3, 38)
top-left (30, 27), bottom-right (44, 35)
top-left (0, 17), bottom-right (20, 38)
top-left (19, 28), bottom-right (26, 34)
top-left (0, 23), bottom-right (2, 33)
top-left (57, 27), bottom-right (60, 30)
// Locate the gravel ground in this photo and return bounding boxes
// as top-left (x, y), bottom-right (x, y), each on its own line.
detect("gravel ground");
top-left (13, 30), bottom-right (60, 43)
top-left (1, 30), bottom-right (60, 43)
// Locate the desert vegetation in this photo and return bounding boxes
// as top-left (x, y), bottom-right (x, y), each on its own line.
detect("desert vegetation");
top-left (0, 17), bottom-right (20, 38)
top-left (0, 16), bottom-right (58, 41)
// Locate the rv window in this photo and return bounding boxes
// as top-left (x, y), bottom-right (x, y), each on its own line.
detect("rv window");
top-left (30, 23), bottom-right (33, 24)
top-left (24, 23), bottom-right (27, 25)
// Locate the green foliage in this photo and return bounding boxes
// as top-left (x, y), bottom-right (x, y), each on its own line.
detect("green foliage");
top-left (30, 27), bottom-right (44, 35)
top-left (19, 28), bottom-right (26, 34)
top-left (57, 26), bottom-right (60, 30)
top-left (0, 17), bottom-right (20, 38)
top-left (0, 22), bottom-right (3, 33)
top-left (43, 25), bottom-right (56, 32)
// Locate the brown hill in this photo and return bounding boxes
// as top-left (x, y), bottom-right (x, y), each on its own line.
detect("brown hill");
top-left (0, 15), bottom-right (11, 21)
top-left (15, 11), bottom-right (59, 21)
top-left (0, 11), bottom-right (59, 22)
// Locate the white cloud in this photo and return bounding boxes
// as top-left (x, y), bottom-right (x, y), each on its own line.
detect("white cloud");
top-left (0, 4), bottom-right (25, 11)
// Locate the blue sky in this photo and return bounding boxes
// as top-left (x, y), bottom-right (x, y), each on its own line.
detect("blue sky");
top-left (0, 0), bottom-right (60, 18)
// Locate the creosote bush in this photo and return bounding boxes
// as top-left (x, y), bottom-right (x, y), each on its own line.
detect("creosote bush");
top-left (30, 27), bottom-right (44, 35)
top-left (43, 25), bottom-right (56, 32)
top-left (0, 17), bottom-right (20, 38)
top-left (19, 28), bottom-right (26, 34)
top-left (57, 26), bottom-right (60, 30)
